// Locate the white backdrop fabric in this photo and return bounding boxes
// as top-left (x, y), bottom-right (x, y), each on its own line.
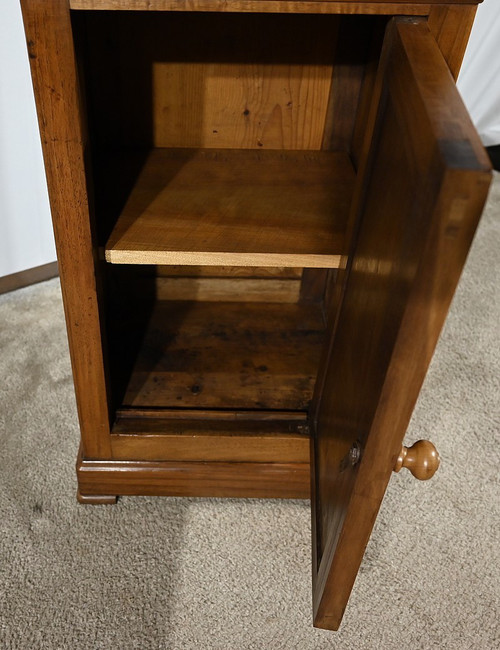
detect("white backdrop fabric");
top-left (458, 0), bottom-right (500, 147)
top-left (0, 0), bottom-right (55, 278)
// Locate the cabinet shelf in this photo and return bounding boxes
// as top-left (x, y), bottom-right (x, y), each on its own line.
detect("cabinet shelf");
top-left (104, 148), bottom-right (354, 268)
top-left (114, 299), bottom-right (326, 411)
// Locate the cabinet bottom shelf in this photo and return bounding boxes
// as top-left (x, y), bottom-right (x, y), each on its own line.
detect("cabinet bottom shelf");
top-left (99, 296), bottom-right (321, 493)
top-left (112, 299), bottom-right (326, 411)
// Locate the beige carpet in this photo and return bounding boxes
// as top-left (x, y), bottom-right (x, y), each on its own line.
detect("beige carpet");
top-left (1, 174), bottom-right (499, 650)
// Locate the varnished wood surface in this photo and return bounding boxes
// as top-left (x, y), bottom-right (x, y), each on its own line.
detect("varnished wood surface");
top-left (393, 440), bottom-right (440, 480)
top-left (428, 5), bottom-right (477, 79)
top-left (77, 491), bottom-right (118, 505)
top-left (311, 18), bottom-right (490, 630)
top-left (20, 0), bottom-right (112, 458)
top-left (115, 300), bottom-right (326, 410)
top-left (104, 149), bottom-right (353, 267)
top-left (350, 19), bottom-right (387, 167)
top-left (76, 449), bottom-right (311, 499)
top-left (115, 408), bottom-right (310, 421)
top-left (110, 434), bottom-right (309, 462)
top-left (110, 412), bottom-right (310, 462)
top-left (71, 1), bottom-right (478, 15)
top-left (322, 16), bottom-right (380, 153)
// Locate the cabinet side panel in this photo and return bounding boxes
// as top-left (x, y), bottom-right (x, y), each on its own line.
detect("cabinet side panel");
top-left (322, 15), bottom-right (383, 153)
top-left (428, 4), bottom-right (477, 79)
top-left (20, 0), bottom-right (112, 457)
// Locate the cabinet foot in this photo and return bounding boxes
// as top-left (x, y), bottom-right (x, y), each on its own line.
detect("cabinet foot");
top-left (77, 491), bottom-right (118, 505)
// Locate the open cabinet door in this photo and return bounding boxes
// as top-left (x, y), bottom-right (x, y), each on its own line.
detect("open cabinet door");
top-left (311, 18), bottom-right (491, 630)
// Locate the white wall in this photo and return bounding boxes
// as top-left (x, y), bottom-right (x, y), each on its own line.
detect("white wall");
top-left (458, 0), bottom-right (500, 147)
top-left (0, 0), bottom-right (55, 278)
top-left (0, 1), bottom-right (498, 279)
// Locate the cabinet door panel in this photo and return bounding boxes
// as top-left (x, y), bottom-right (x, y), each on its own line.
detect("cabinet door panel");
top-left (311, 18), bottom-right (491, 630)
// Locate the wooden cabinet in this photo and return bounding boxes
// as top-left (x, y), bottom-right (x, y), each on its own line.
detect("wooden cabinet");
top-left (21, 0), bottom-right (491, 631)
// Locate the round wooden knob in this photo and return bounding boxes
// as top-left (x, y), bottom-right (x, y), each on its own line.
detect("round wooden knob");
top-left (393, 440), bottom-right (440, 480)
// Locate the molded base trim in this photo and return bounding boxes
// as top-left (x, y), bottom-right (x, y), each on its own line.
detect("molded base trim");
top-left (76, 448), bottom-right (310, 499)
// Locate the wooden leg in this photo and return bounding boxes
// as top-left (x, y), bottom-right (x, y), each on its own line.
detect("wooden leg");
top-left (77, 490), bottom-right (118, 505)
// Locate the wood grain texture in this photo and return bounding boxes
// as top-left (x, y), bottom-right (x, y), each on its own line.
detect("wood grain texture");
top-left (77, 492), bottom-right (118, 505)
top-left (154, 269), bottom-right (303, 302)
top-left (150, 18), bottom-right (333, 150)
top-left (428, 4), bottom-right (477, 79)
top-left (84, 12), bottom-right (336, 151)
top-left (393, 439), bottom-right (440, 480)
top-left (154, 277), bottom-right (301, 303)
top-left (311, 18), bottom-right (490, 630)
top-left (309, 14), bottom-right (389, 426)
top-left (110, 433), bottom-right (309, 462)
top-left (76, 448), bottom-right (310, 499)
top-left (71, 1), bottom-right (477, 15)
top-left (155, 266), bottom-right (303, 279)
top-left (20, 0), bottom-right (112, 458)
top-left (115, 408), bottom-right (309, 421)
top-left (113, 300), bottom-right (326, 410)
top-left (104, 149), bottom-right (353, 267)
top-left (105, 266), bottom-right (303, 302)
top-left (322, 16), bottom-right (378, 152)
top-left (110, 412), bottom-right (310, 462)
top-left (349, 18), bottom-right (387, 167)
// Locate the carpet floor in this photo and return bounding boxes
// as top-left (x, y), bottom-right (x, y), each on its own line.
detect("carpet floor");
top-left (0, 174), bottom-right (499, 649)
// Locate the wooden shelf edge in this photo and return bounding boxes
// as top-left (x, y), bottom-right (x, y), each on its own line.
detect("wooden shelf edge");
top-left (105, 249), bottom-right (341, 268)
top-left (102, 148), bottom-right (351, 269)
top-left (115, 407), bottom-right (310, 421)
top-left (110, 411), bottom-right (310, 462)
top-left (69, 1), bottom-right (439, 16)
top-left (76, 449), bottom-right (311, 499)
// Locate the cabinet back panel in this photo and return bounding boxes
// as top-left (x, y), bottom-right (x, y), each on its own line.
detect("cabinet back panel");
top-left (84, 12), bottom-right (340, 150)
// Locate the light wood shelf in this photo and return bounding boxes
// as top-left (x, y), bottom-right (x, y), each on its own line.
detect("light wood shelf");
top-left (104, 148), bottom-right (354, 268)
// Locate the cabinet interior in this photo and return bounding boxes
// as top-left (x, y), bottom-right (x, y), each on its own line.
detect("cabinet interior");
top-left (72, 10), bottom-right (387, 446)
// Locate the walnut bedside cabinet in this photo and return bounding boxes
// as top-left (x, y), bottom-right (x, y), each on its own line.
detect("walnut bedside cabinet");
top-left (21, 0), bottom-right (491, 630)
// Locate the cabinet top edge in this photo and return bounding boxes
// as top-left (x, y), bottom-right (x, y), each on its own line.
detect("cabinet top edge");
top-left (68, 0), bottom-right (483, 14)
